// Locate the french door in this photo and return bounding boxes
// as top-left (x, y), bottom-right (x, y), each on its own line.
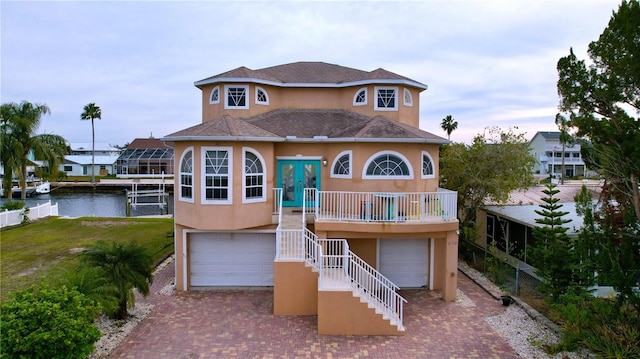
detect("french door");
top-left (277, 160), bottom-right (320, 207)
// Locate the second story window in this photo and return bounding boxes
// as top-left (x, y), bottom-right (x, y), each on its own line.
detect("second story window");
top-left (209, 86), bottom-right (220, 104)
top-left (179, 148), bottom-right (194, 202)
top-left (243, 148), bottom-right (266, 202)
top-left (331, 150), bottom-right (352, 179)
top-left (422, 151), bottom-right (435, 179)
top-left (363, 151), bottom-right (412, 179)
top-left (202, 147), bottom-right (232, 204)
top-left (353, 88), bottom-right (367, 106)
top-left (225, 85), bottom-right (249, 109)
top-left (375, 87), bottom-right (398, 111)
top-left (255, 86), bottom-right (269, 105)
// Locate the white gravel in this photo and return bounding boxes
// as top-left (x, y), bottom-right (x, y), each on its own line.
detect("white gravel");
top-left (458, 261), bottom-right (591, 359)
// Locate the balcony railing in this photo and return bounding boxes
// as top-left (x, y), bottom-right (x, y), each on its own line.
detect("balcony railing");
top-left (304, 188), bottom-right (457, 223)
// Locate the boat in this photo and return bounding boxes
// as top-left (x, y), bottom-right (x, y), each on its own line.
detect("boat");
top-left (35, 181), bottom-right (51, 194)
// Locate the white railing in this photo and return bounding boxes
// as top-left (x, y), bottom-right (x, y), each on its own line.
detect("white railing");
top-left (317, 238), bottom-right (406, 329)
top-left (275, 188), bottom-right (407, 330)
top-left (305, 188), bottom-right (457, 223)
top-left (0, 200), bottom-right (59, 228)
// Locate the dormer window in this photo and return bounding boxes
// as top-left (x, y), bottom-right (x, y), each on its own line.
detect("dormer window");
top-left (224, 85), bottom-right (249, 109)
top-left (374, 87), bottom-right (398, 111)
top-left (403, 88), bottom-right (413, 107)
top-left (255, 86), bottom-right (269, 105)
top-left (353, 88), bottom-right (367, 106)
top-left (209, 86), bottom-right (220, 104)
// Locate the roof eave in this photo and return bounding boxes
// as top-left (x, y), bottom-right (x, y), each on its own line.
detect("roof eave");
top-left (194, 78), bottom-right (428, 91)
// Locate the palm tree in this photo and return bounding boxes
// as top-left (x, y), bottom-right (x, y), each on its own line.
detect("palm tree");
top-left (0, 101), bottom-right (67, 199)
top-left (81, 103), bottom-right (101, 184)
top-left (79, 240), bottom-right (154, 319)
top-left (440, 115), bottom-right (458, 141)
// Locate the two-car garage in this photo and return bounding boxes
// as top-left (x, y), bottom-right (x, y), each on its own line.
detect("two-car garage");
top-left (189, 232), bottom-right (276, 287)
top-left (188, 233), bottom-right (432, 290)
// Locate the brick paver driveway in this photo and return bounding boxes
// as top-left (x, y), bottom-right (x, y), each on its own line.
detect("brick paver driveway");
top-left (108, 262), bottom-right (519, 358)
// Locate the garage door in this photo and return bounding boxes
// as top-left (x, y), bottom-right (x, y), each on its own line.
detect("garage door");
top-left (379, 238), bottom-right (429, 288)
top-left (190, 232), bottom-right (276, 287)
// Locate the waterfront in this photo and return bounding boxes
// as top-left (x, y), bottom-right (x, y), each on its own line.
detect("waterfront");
top-left (0, 191), bottom-right (174, 218)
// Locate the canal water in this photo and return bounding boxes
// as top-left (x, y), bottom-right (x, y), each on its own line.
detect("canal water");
top-left (0, 191), bottom-right (174, 218)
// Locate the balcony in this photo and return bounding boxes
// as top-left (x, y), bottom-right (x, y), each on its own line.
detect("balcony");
top-left (304, 188), bottom-right (457, 224)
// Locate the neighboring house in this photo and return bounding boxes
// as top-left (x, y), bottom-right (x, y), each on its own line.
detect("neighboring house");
top-left (60, 143), bottom-right (120, 176)
top-left (163, 62), bottom-right (460, 335)
top-left (529, 131), bottom-right (586, 177)
top-left (115, 137), bottom-right (174, 177)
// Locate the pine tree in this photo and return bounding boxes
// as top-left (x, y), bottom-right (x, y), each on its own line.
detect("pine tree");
top-left (530, 183), bottom-right (576, 302)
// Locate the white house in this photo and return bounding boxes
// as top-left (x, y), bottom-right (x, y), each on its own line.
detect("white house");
top-left (529, 131), bottom-right (587, 177)
top-left (60, 143), bottom-right (121, 176)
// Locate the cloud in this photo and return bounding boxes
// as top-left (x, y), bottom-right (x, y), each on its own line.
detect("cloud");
top-left (1, 0), bottom-right (622, 146)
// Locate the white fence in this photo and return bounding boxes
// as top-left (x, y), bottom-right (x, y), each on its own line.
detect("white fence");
top-left (0, 200), bottom-right (59, 228)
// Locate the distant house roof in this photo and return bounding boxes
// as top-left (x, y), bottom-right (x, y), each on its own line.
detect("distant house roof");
top-left (194, 61), bottom-right (428, 90)
top-left (531, 131), bottom-right (561, 141)
top-left (126, 138), bottom-right (173, 149)
top-left (163, 109), bottom-right (447, 144)
top-left (64, 155), bottom-right (120, 166)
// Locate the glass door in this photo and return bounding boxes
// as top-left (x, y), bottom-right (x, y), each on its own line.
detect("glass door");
top-left (277, 160), bottom-right (320, 207)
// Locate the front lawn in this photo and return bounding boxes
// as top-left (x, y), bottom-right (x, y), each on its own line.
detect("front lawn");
top-left (0, 216), bottom-right (174, 303)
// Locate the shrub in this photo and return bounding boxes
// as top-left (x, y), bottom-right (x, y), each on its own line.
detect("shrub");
top-left (0, 200), bottom-right (25, 211)
top-left (0, 284), bottom-right (101, 359)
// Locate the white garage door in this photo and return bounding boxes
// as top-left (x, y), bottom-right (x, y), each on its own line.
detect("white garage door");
top-left (379, 238), bottom-right (430, 288)
top-left (190, 232), bottom-right (276, 287)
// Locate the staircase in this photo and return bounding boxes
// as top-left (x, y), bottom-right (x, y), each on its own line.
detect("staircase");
top-left (275, 206), bottom-right (406, 333)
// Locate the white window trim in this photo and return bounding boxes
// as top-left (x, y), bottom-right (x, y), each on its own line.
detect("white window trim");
top-left (353, 87), bottom-right (367, 106)
top-left (374, 86), bottom-right (398, 111)
top-left (330, 150), bottom-right (352, 179)
top-left (421, 151), bottom-right (436, 179)
top-left (209, 86), bottom-right (220, 104)
top-left (224, 84), bottom-right (249, 109)
top-left (201, 146), bottom-right (233, 204)
top-left (362, 150), bottom-right (413, 179)
top-left (179, 147), bottom-right (195, 203)
top-left (403, 88), bottom-right (413, 107)
top-left (242, 146), bottom-right (267, 204)
top-left (255, 86), bottom-right (269, 105)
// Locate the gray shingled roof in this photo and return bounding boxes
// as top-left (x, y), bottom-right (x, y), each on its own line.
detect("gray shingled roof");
top-left (164, 115), bottom-right (281, 141)
top-left (195, 61), bottom-right (427, 89)
top-left (164, 109), bottom-right (447, 144)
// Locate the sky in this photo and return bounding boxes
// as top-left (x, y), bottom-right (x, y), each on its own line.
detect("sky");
top-left (1, 0), bottom-right (622, 146)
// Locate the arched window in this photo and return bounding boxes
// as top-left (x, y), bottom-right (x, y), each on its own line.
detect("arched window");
top-left (255, 86), bottom-right (269, 105)
top-left (353, 88), bottom-right (367, 106)
top-left (209, 86), bottom-right (220, 104)
top-left (331, 150), bottom-right (352, 179)
top-left (243, 148), bottom-right (266, 202)
top-left (179, 147), bottom-right (194, 202)
top-left (403, 88), bottom-right (413, 107)
top-left (422, 151), bottom-right (435, 179)
top-left (363, 151), bottom-right (413, 179)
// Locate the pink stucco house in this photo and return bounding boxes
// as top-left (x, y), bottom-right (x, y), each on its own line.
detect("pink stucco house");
top-left (163, 62), bottom-right (459, 335)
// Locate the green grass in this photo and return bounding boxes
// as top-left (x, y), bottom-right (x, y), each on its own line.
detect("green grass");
top-left (0, 217), bottom-right (174, 303)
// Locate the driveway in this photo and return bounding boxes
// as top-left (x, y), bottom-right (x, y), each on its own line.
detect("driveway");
top-left (108, 262), bottom-right (519, 358)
